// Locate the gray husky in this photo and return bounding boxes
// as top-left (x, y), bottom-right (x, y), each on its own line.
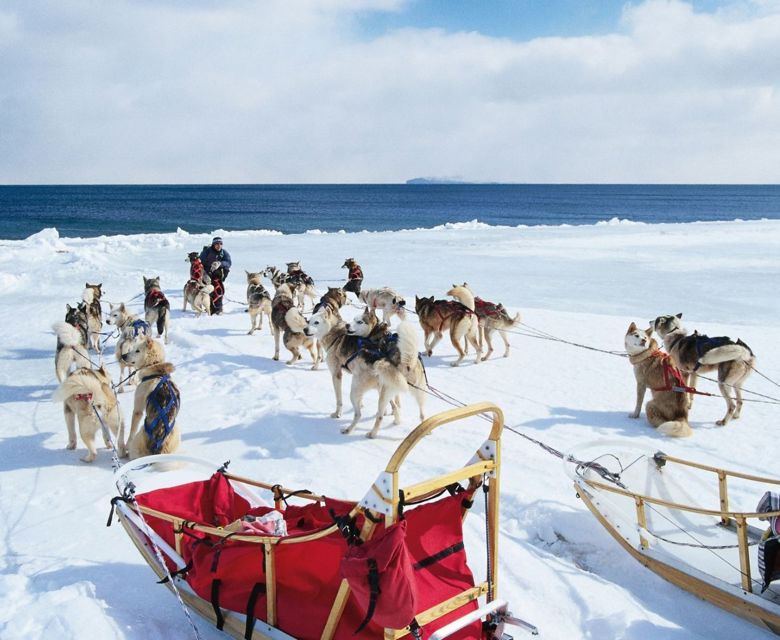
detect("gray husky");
top-left (53, 304), bottom-right (91, 382)
top-left (143, 276), bottom-right (170, 344)
top-left (270, 283), bottom-right (317, 365)
top-left (651, 313), bottom-right (755, 426)
top-left (82, 283), bottom-right (103, 353)
top-left (245, 270), bottom-right (272, 335)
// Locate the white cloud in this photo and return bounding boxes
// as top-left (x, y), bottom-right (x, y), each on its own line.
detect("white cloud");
top-left (0, 0), bottom-right (779, 183)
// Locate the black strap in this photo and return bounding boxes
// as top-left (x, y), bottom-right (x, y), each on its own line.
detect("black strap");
top-left (409, 619), bottom-right (423, 640)
top-left (244, 582), bottom-right (267, 639)
top-left (331, 509), bottom-right (362, 545)
top-left (354, 558), bottom-right (381, 634)
top-left (157, 560), bottom-right (193, 584)
top-left (106, 495), bottom-right (132, 527)
top-left (413, 541), bottom-right (465, 570)
top-left (211, 579), bottom-right (225, 630)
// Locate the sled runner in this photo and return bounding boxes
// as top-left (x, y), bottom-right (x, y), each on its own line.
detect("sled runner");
top-left (568, 441), bottom-right (780, 635)
top-left (111, 403), bottom-right (537, 639)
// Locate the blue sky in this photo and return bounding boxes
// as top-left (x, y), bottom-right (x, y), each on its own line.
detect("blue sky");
top-left (1, 0), bottom-right (779, 184)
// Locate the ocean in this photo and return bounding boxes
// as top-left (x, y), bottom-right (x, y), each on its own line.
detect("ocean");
top-left (1, 184), bottom-right (780, 240)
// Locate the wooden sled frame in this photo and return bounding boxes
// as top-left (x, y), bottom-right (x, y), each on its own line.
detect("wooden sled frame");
top-left (573, 450), bottom-right (780, 635)
top-left (114, 402), bottom-right (535, 639)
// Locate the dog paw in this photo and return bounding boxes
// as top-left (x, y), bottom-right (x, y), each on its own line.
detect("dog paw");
top-left (66, 441), bottom-right (77, 450)
top-left (81, 454), bottom-right (96, 463)
top-left (366, 432), bottom-right (378, 439)
top-left (273, 356), bottom-right (279, 361)
top-left (340, 426), bottom-right (353, 434)
top-left (716, 419), bottom-right (728, 426)
top-left (628, 412), bottom-right (640, 419)
top-left (450, 361), bottom-right (460, 367)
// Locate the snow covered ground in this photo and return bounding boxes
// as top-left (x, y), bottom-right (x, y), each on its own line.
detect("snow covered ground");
top-left (0, 218), bottom-right (778, 639)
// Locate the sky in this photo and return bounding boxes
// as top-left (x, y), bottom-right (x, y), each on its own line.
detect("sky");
top-left (1, 0), bottom-right (779, 184)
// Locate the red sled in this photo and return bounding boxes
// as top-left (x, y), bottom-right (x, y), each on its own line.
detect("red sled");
top-left (111, 403), bottom-right (537, 639)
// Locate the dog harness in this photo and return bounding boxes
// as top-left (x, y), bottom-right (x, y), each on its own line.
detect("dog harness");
top-left (427, 300), bottom-right (474, 331)
top-left (348, 264), bottom-right (363, 281)
top-left (141, 373), bottom-right (179, 455)
top-left (190, 259), bottom-right (204, 282)
top-left (211, 278), bottom-right (224, 307)
top-left (145, 289), bottom-right (168, 307)
top-left (474, 297), bottom-right (503, 319)
top-left (74, 393), bottom-right (93, 402)
top-left (131, 319), bottom-right (151, 337)
top-left (650, 351), bottom-right (713, 396)
top-left (343, 334), bottom-right (398, 371)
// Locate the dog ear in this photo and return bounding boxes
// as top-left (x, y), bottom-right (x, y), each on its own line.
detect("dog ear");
top-left (627, 322), bottom-right (637, 332)
top-left (645, 326), bottom-right (653, 337)
top-left (676, 313), bottom-right (683, 319)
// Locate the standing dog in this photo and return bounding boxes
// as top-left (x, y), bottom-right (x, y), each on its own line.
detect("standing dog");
top-left (53, 365), bottom-right (124, 462)
top-left (359, 287), bottom-right (407, 323)
top-left (451, 283), bottom-right (521, 359)
top-left (624, 322), bottom-right (691, 437)
top-left (270, 283), bottom-right (318, 366)
top-left (119, 336), bottom-right (181, 459)
top-left (182, 279), bottom-right (213, 317)
top-left (342, 310), bottom-right (426, 438)
top-left (416, 286), bottom-right (481, 366)
top-left (106, 302), bottom-right (151, 392)
top-left (143, 276), bottom-right (170, 344)
top-left (651, 313), bottom-right (755, 426)
top-left (245, 271), bottom-right (272, 335)
top-left (53, 304), bottom-right (91, 382)
top-left (82, 283), bottom-right (103, 353)
top-left (312, 286), bottom-right (348, 316)
top-left (342, 258), bottom-right (363, 298)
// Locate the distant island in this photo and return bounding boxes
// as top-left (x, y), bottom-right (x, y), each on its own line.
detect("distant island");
top-left (406, 177), bottom-right (471, 185)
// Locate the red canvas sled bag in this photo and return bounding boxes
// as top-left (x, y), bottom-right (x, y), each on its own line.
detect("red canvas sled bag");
top-left (340, 520), bottom-right (417, 633)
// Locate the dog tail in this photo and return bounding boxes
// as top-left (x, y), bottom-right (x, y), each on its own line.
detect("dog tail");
top-left (285, 307), bottom-right (307, 333)
top-left (53, 368), bottom-right (105, 402)
top-left (698, 343), bottom-right (753, 366)
top-left (53, 321), bottom-right (83, 346)
top-left (658, 420), bottom-right (693, 438)
top-left (446, 285), bottom-right (475, 311)
top-left (395, 322), bottom-right (420, 369)
top-left (81, 287), bottom-right (95, 304)
top-left (511, 311), bottom-right (522, 326)
top-left (156, 305), bottom-right (168, 336)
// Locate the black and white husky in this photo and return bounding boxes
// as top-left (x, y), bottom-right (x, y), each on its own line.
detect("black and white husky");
top-left (143, 276), bottom-right (170, 344)
top-left (81, 283), bottom-right (104, 353)
top-left (53, 304), bottom-right (91, 382)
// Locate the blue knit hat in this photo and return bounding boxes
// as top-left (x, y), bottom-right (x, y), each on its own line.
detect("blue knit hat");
top-left (212, 236), bottom-right (223, 245)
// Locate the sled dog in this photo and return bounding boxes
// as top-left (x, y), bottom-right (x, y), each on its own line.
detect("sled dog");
top-left (53, 304), bottom-right (91, 382)
top-left (312, 286), bottom-right (348, 316)
top-left (342, 309), bottom-right (426, 438)
top-left (120, 336), bottom-right (181, 459)
top-left (264, 264), bottom-right (317, 311)
top-left (624, 322), bottom-right (691, 437)
top-left (245, 271), bottom-right (272, 335)
top-left (143, 276), bottom-right (170, 344)
top-left (182, 279), bottom-right (213, 317)
top-left (106, 302), bottom-right (151, 392)
top-left (270, 283), bottom-right (318, 366)
top-left (342, 258), bottom-right (363, 298)
top-left (53, 365), bottom-right (124, 462)
top-left (651, 313), bottom-right (755, 426)
top-left (451, 283), bottom-right (520, 359)
top-left (82, 283), bottom-right (103, 353)
top-left (415, 286), bottom-right (481, 366)
top-left (359, 287), bottom-right (407, 323)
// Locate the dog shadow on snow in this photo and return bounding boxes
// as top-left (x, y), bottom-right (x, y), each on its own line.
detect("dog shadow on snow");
top-left (521, 406), bottom-right (718, 439)
top-left (186, 410), bottom-right (409, 460)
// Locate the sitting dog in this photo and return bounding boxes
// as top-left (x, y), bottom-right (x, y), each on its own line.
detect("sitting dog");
top-left (625, 322), bottom-right (691, 437)
top-left (342, 258), bottom-right (363, 298)
top-left (312, 286), bottom-right (348, 316)
top-left (651, 313), bottom-right (755, 426)
top-left (53, 304), bottom-right (91, 382)
top-left (53, 365), bottom-right (124, 462)
top-left (182, 279), bottom-right (213, 317)
top-left (359, 287), bottom-right (406, 323)
top-left (415, 286), bottom-right (481, 366)
top-left (245, 271), bottom-right (272, 335)
top-left (82, 283), bottom-right (103, 353)
top-left (106, 302), bottom-right (151, 392)
top-left (270, 283), bottom-right (318, 366)
top-left (342, 309), bottom-right (426, 438)
top-left (119, 336), bottom-right (181, 459)
top-left (143, 276), bottom-right (170, 344)
top-left (186, 251), bottom-right (207, 284)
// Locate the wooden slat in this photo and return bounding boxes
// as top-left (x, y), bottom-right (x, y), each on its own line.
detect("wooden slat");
top-left (401, 461), bottom-right (495, 502)
top-left (658, 454), bottom-right (780, 485)
top-left (223, 473), bottom-right (327, 502)
top-left (265, 543), bottom-right (276, 626)
top-left (736, 517), bottom-right (752, 593)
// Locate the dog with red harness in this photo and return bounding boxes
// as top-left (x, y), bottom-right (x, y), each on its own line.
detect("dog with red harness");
top-left (415, 286), bottom-right (481, 366)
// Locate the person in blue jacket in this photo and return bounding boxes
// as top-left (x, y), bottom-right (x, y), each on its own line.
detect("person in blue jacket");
top-left (199, 237), bottom-right (232, 314)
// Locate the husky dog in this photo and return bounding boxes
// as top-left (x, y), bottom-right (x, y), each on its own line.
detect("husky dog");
top-left (106, 302), bottom-right (151, 392)
top-left (245, 271), bottom-right (272, 335)
top-left (342, 258), bottom-right (363, 298)
top-left (359, 287), bottom-right (407, 323)
top-left (416, 286), bottom-right (481, 366)
top-left (624, 322), bottom-right (691, 437)
top-left (82, 283), bottom-right (103, 353)
top-left (451, 283), bottom-right (520, 359)
top-left (53, 365), bottom-right (124, 462)
top-left (182, 279), bottom-right (213, 317)
top-left (342, 309), bottom-right (426, 438)
top-left (143, 276), bottom-right (170, 344)
top-left (53, 304), bottom-right (91, 382)
top-left (270, 283), bottom-right (318, 366)
top-left (264, 264), bottom-right (318, 311)
top-left (120, 336), bottom-right (181, 459)
top-left (312, 286), bottom-right (348, 316)
top-left (651, 313), bottom-right (755, 426)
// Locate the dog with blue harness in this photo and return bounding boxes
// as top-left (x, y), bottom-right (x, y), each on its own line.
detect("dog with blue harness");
top-left (651, 313), bottom-right (756, 426)
top-left (120, 335), bottom-right (181, 459)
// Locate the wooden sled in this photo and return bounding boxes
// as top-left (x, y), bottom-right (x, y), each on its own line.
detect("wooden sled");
top-left (111, 402), bottom-right (537, 640)
top-left (568, 440), bottom-right (780, 636)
